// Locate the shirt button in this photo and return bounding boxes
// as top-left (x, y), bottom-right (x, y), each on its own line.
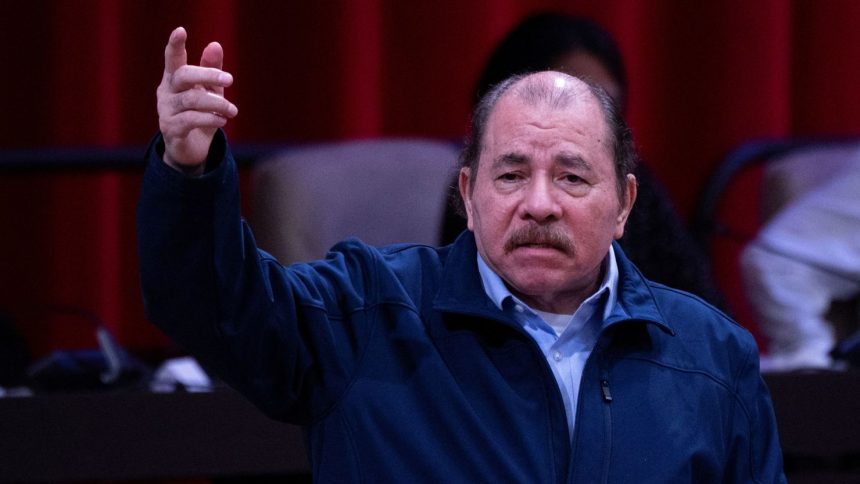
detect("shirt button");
top-left (515, 305), bottom-right (524, 313)
top-left (552, 350), bottom-right (562, 361)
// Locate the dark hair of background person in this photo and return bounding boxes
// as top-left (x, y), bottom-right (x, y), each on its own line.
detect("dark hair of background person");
top-left (473, 12), bottom-right (627, 109)
top-left (440, 11), bottom-right (727, 310)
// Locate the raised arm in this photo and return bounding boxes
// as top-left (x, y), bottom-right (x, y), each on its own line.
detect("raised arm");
top-left (156, 27), bottom-right (238, 174)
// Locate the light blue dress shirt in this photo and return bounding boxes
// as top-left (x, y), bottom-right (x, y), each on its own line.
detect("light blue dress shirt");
top-left (477, 246), bottom-right (619, 438)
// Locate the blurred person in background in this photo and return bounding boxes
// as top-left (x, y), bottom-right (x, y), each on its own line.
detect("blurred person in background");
top-left (742, 154), bottom-right (860, 372)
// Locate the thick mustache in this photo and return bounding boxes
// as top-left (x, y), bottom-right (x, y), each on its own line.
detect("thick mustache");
top-left (504, 224), bottom-right (573, 253)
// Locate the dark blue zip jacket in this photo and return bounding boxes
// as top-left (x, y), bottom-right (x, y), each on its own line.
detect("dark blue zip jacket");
top-left (138, 132), bottom-right (786, 483)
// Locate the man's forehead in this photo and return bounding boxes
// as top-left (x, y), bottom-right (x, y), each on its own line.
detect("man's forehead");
top-left (478, 75), bottom-right (612, 171)
top-left (491, 151), bottom-right (595, 171)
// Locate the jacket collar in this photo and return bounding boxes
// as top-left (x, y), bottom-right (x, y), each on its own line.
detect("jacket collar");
top-left (433, 231), bottom-right (510, 322)
top-left (605, 241), bottom-right (675, 336)
top-left (433, 232), bottom-right (674, 336)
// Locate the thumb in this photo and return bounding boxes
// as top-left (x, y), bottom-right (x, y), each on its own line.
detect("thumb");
top-left (164, 26), bottom-right (188, 75)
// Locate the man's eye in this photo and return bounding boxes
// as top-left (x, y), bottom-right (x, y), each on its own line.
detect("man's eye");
top-left (564, 174), bottom-right (583, 183)
top-left (498, 172), bottom-right (521, 182)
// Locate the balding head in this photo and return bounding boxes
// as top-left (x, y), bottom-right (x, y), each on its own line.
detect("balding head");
top-left (511, 71), bottom-right (590, 111)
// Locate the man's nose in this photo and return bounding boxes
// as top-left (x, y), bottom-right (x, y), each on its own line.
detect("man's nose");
top-left (520, 178), bottom-right (562, 222)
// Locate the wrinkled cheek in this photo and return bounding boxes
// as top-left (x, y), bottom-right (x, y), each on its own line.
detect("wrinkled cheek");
top-left (570, 231), bottom-right (611, 267)
top-left (474, 208), bottom-right (508, 246)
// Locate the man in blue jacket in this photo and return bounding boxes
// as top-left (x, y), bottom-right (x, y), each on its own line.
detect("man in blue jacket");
top-left (139, 27), bottom-right (786, 483)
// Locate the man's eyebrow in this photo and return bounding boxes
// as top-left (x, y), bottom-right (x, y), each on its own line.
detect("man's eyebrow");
top-left (555, 152), bottom-right (593, 171)
top-left (491, 152), bottom-right (529, 169)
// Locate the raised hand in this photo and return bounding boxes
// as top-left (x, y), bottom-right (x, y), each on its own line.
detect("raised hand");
top-left (156, 27), bottom-right (238, 174)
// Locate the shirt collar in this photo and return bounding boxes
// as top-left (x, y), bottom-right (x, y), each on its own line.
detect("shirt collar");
top-left (477, 244), bottom-right (619, 321)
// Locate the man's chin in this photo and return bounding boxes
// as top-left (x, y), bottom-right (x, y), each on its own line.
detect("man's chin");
top-left (503, 257), bottom-right (571, 282)
top-left (506, 273), bottom-right (575, 305)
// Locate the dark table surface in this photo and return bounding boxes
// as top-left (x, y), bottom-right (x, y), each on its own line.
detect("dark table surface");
top-left (0, 370), bottom-right (858, 482)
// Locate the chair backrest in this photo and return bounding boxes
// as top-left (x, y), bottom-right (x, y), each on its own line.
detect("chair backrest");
top-left (760, 144), bottom-right (860, 220)
top-left (248, 138), bottom-right (461, 264)
top-left (693, 138), bottom-right (860, 343)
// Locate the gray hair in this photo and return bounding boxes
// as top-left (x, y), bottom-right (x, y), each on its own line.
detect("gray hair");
top-left (453, 72), bottom-right (638, 217)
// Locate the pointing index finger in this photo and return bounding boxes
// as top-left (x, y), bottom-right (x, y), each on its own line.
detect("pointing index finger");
top-left (164, 26), bottom-right (188, 75)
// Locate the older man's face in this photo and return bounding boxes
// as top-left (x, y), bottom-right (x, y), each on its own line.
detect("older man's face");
top-left (460, 75), bottom-right (635, 314)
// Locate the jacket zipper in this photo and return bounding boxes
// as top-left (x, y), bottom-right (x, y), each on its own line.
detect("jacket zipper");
top-left (567, 346), bottom-right (613, 484)
top-left (599, 366), bottom-right (612, 484)
top-left (600, 379), bottom-right (613, 402)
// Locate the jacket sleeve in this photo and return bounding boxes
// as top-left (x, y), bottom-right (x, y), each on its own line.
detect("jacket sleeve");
top-left (137, 131), bottom-right (372, 424)
top-left (725, 345), bottom-right (787, 483)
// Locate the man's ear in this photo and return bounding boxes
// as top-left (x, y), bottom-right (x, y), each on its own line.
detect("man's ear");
top-left (458, 167), bottom-right (475, 231)
top-left (614, 173), bottom-right (637, 239)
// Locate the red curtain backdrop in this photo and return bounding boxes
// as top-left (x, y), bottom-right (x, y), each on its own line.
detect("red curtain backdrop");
top-left (3, 0), bottom-right (860, 357)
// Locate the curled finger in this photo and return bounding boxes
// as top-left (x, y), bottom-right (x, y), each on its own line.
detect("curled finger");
top-left (170, 89), bottom-right (238, 118)
top-left (169, 65), bottom-right (233, 93)
top-left (160, 110), bottom-right (230, 139)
